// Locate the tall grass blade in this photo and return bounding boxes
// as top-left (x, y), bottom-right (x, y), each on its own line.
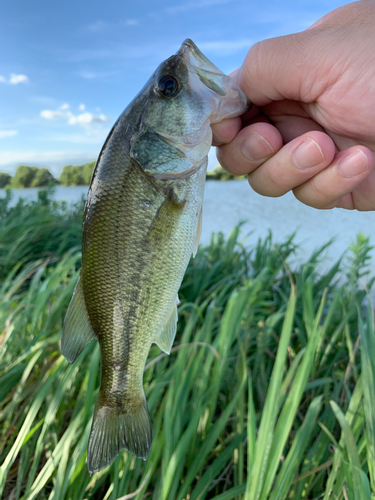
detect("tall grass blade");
top-left (358, 304), bottom-right (375, 491)
top-left (245, 285), bottom-right (296, 500)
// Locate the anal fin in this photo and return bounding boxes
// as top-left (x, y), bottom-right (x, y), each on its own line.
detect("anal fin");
top-left (61, 276), bottom-right (96, 363)
top-left (153, 296), bottom-right (178, 354)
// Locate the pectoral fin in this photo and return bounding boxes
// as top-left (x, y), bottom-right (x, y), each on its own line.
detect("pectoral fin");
top-left (153, 296), bottom-right (178, 354)
top-left (61, 277), bottom-right (96, 363)
top-left (193, 208), bottom-right (202, 257)
top-left (131, 127), bottom-right (187, 176)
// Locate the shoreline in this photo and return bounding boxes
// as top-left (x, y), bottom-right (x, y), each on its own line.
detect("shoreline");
top-left (2, 180), bottom-right (375, 279)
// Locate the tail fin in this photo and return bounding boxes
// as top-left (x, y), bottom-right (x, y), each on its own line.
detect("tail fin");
top-left (87, 392), bottom-right (152, 474)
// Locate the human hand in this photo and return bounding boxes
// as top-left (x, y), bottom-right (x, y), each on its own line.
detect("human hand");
top-left (212, 0), bottom-right (375, 210)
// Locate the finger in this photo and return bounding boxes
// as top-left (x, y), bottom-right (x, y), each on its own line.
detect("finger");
top-left (229, 68), bottom-right (239, 78)
top-left (212, 117), bottom-right (241, 146)
top-left (293, 147), bottom-right (374, 209)
top-left (247, 131), bottom-right (336, 197)
top-left (341, 167), bottom-right (375, 210)
top-left (216, 122), bottom-right (283, 175)
top-left (211, 105), bottom-right (261, 146)
top-left (260, 100), bottom-right (363, 151)
top-left (241, 111), bottom-right (272, 129)
top-left (260, 100), bottom-right (327, 142)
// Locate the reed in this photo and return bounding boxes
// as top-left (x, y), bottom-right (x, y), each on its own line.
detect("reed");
top-left (0, 192), bottom-right (374, 499)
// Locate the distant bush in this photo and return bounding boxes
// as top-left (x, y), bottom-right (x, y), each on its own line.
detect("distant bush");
top-left (82, 161), bottom-right (96, 184)
top-left (60, 161), bottom-right (96, 186)
top-left (0, 172), bottom-right (11, 188)
top-left (31, 167), bottom-right (56, 187)
top-left (10, 166), bottom-right (39, 188)
top-left (60, 165), bottom-right (84, 186)
top-left (9, 165), bottom-right (57, 188)
top-left (1, 162), bottom-right (95, 189)
top-left (206, 165), bottom-right (246, 181)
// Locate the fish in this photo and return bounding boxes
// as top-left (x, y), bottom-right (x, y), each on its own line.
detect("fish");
top-left (61, 39), bottom-right (249, 474)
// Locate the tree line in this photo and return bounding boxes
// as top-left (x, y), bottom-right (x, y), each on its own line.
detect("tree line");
top-left (0, 162), bottom-right (96, 189)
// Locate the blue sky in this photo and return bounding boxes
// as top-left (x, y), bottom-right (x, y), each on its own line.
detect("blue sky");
top-left (0, 0), bottom-right (349, 177)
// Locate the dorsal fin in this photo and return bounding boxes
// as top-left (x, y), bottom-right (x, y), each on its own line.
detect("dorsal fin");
top-left (61, 277), bottom-right (96, 363)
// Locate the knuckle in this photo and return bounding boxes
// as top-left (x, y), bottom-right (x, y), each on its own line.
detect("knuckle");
top-left (248, 168), bottom-right (284, 197)
top-left (293, 181), bottom-right (331, 209)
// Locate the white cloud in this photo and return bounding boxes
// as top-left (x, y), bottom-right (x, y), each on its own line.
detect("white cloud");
top-left (165, 0), bottom-right (234, 14)
top-left (40, 109), bottom-right (67, 120)
top-left (84, 19), bottom-right (139, 32)
top-left (68, 112), bottom-right (109, 125)
top-left (31, 95), bottom-right (59, 105)
top-left (40, 104), bottom-right (110, 127)
top-left (0, 73), bottom-right (29, 85)
top-left (9, 73), bottom-right (29, 84)
top-left (124, 19), bottom-right (138, 26)
top-left (64, 48), bottom-right (113, 63)
top-left (86, 20), bottom-right (109, 32)
top-left (78, 70), bottom-right (118, 80)
top-left (0, 150), bottom-right (98, 176)
top-left (0, 130), bottom-right (18, 139)
top-left (50, 129), bottom-right (109, 144)
top-left (67, 42), bottom-right (169, 64)
top-left (79, 71), bottom-right (98, 80)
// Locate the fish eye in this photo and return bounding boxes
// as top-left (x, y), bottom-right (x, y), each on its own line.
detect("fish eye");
top-left (157, 75), bottom-right (180, 98)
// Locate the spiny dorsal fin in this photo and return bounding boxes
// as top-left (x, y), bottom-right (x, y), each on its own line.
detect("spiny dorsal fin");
top-left (193, 208), bottom-right (202, 258)
top-left (61, 276), bottom-right (96, 364)
top-left (153, 296), bottom-right (178, 354)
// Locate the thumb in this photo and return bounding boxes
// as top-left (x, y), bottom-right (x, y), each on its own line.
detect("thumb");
top-left (235, 27), bottom-right (342, 107)
top-left (235, 0), bottom-right (372, 107)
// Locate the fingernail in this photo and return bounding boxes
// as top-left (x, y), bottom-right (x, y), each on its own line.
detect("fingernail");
top-left (242, 132), bottom-right (274, 161)
top-left (293, 138), bottom-right (325, 169)
top-left (338, 150), bottom-right (369, 178)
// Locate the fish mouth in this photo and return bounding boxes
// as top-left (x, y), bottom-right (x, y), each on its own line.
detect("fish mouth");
top-left (178, 38), bottom-right (250, 118)
top-left (178, 39), bottom-right (224, 76)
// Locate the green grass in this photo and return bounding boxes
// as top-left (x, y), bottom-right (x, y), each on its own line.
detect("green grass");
top-left (0, 188), bottom-right (84, 282)
top-left (1, 191), bottom-right (375, 499)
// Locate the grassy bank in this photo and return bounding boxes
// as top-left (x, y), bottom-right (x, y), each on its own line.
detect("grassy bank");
top-left (0, 189), bottom-right (84, 282)
top-left (1, 191), bottom-right (375, 499)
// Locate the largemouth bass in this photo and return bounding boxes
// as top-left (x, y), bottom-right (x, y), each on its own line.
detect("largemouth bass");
top-left (61, 39), bottom-right (248, 474)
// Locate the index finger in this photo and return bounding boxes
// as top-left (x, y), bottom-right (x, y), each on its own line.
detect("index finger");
top-left (211, 117), bottom-right (242, 146)
top-left (211, 105), bottom-right (261, 146)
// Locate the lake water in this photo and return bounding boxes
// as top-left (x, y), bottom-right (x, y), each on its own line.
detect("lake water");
top-left (0, 185), bottom-right (89, 206)
top-left (2, 182), bottom-right (375, 280)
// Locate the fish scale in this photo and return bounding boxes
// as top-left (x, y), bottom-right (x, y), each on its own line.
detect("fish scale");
top-left (61, 38), bottom-right (249, 474)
